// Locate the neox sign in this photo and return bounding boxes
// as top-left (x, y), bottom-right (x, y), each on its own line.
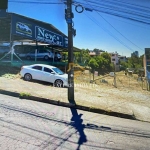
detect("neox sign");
top-left (35, 26), bottom-right (63, 46)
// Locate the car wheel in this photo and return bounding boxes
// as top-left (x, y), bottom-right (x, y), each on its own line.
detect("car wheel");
top-left (24, 73), bottom-right (32, 81)
top-left (44, 55), bottom-right (49, 60)
top-left (26, 56), bottom-right (31, 60)
top-left (54, 79), bottom-right (63, 87)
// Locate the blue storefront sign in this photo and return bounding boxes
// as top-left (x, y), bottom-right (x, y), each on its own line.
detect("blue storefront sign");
top-left (11, 14), bottom-right (68, 48)
top-left (35, 26), bottom-right (63, 46)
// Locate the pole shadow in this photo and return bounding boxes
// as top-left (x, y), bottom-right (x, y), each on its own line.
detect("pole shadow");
top-left (68, 99), bottom-right (87, 150)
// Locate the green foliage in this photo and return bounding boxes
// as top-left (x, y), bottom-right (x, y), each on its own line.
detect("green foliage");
top-left (74, 49), bottom-right (90, 65)
top-left (19, 92), bottom-right (31, 98)
top-left (88, 52), bottom-right (113, 74)
top-left (88, 58), bottom-right (99, 70)
top-left (120, 55), bottom-right (143, 70)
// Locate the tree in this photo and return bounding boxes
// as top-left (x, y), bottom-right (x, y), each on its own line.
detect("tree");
top-left (88, 58), bottom-right (99, 80)
top-left (88, 58), bottom-right (99, 71)
top-left (74, 49), bottom-right (90, 65)
top-left (88, 52), bottom-right (113, 75)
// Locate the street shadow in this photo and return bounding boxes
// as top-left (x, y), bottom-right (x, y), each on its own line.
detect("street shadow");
top-left (68, 99), bottom-right (87, 150)
top-left (70, 109), bottom-right (87, 150)
top-left (1, 103), bottom-right (150, 150)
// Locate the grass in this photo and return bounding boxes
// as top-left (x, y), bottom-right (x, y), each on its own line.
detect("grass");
top-left (19, 92), bottom-right (31, 98)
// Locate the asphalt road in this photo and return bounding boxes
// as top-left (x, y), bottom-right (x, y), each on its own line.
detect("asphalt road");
top-left (0, 94), bottom-right (150, 150)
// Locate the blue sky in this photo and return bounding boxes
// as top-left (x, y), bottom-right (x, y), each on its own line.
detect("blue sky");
top-left (8, 0), bottom-right (150, 57)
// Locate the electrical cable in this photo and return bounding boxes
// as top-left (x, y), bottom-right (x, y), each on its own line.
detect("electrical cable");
top-left (9, 0), bottom-right (64, 4)
top-left (72, 0), bottom-right (150, 25)
top-left (84, 0), bottom-right (143, 51)
top-left (84, 11), bottom-right (135, 53)
top-left (9, 0), bottom-right (150, 25)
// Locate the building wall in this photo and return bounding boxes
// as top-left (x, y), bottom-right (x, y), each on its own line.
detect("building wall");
top-left (118, 56), bottom-right (127, 62)
top-left (110, 52), bottom-right (119, 65)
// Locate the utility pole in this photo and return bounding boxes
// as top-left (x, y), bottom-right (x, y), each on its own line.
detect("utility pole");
top-left (66, 0), bottom-right (74, 102)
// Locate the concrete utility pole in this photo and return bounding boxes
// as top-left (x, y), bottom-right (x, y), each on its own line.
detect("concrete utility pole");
top-left (66, 0), bottom-right (74, 102)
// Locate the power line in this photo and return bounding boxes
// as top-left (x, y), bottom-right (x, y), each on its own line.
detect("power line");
top-left (85, 4), bottom-right (144, 51)
top-left (9, 0), bottom-right (150, 25)
top-left (83, 0), bottom-right (144, 52)
top-left (72, 0), bottom-right (150, 25)
top-left (97, 13), bottom-right (143, 51)
top-left (84, 11), bottom-right (135, 52)
top-left (9, 0), bottom-right (63, 4)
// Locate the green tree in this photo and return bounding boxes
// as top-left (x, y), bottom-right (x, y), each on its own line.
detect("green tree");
top-left (74, 49), bottom-right (90, 65)
top-left (88, 58), bottom-right (99, 71)
top-left (88, 52), bottom-right (113, 75)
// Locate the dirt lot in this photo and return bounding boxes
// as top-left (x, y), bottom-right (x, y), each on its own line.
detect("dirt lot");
top-left (0, 65), bottom-right (150, 122)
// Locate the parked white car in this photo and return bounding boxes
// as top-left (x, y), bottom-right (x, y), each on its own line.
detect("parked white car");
top-left (20, 64), bottom-right (68, 87)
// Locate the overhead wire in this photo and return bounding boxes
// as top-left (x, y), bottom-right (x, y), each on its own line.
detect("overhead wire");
top-left (9, 0), bottom-right (149, 52)
top-left (75, 0), bottom-right (143, 52)
top-left (84, 11), bottom-right (135, 52)
top-left (84, 0), bottom-right (143, 51)
top-left (97, 13), bottom-right (143, 51)
top-left (72, 0), bottom-right (150, 25)
top-left (9, 0), bottom-right (63, 5)
top-left (9, 0), bottom-right (150, 25)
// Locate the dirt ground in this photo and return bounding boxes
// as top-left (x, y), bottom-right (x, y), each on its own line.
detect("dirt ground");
top-left (0, 66), bottom-right (150, 122)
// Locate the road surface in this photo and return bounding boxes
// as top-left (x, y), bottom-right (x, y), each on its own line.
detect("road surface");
top-left (0, 94), bottom-right (150, 150)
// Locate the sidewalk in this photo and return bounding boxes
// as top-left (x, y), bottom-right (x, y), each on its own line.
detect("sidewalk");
top-left (0, 76), bottom-right (150, 122)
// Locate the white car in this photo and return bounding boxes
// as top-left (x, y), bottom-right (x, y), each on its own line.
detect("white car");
top-left (20, 64), bottom-right (68, 87)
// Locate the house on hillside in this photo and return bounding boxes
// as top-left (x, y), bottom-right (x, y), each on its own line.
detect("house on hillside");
top-left (89, 49), bottom-right (105, 57)
top-left (89, 51), bottom-right (97, 57)
top-left (109, 52), bottom-right (120, 71)
top-left (118, 55), bottom-right (127, 62)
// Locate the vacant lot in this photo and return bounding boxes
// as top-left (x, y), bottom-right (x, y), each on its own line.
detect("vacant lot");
top-left (0, 65), bottom-right (150, 122)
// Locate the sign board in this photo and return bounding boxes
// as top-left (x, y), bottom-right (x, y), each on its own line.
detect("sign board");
top-left (35, 26), bottom-right (63, 46)
top-left (11, 14), bottom-right (68, 48)
top-left (109, 72), bottom-right (115, 77)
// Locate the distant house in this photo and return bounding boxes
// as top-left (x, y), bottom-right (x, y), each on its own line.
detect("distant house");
top-left (89, 51), bottom-right (97, 57)
top-left (110, 52), bottom-right (119, 65)
top-left (109, 52), bottom-right (120, 71)
top-left (118, 55), bottom-right (127, 62)
top-left (89, 49), bottom-right (105, 57)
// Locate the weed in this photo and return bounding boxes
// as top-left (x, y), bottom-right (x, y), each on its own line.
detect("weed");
top-left (19, 92), bottom-right (31, 98)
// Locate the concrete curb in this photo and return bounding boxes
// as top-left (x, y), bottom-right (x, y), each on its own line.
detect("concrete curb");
top-left (0, 89), bottom-right (136, 120)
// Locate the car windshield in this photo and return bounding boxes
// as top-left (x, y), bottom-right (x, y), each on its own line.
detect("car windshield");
top-left (52, 67), bottom-right (64, 75)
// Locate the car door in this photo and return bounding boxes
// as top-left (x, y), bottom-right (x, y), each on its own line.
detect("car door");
top-left (42, 67), bottom-right (55, 83)
top-left (31, 65), bottom-right (44, 80)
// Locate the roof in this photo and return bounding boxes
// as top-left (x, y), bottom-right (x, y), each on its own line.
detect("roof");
top-left (0, 12), bottom-right (67, 45)
top-left (0, 12), bottom-right (81, 52)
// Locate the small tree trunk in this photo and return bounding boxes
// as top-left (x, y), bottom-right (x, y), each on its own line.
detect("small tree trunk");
top-left (93, 69), bottom-right (95, 81)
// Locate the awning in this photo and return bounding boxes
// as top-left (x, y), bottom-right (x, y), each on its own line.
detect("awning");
top-left (0, 12), bottom-right (68, 48)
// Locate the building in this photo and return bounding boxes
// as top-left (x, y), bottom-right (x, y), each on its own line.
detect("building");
top-left (89, 49), bottom-right (105, 57)
top-left (89, 51), bottom-right (97, 57)
top-left (118, 55), bottom-right (127, 62)
top-left (109, 52), bottom-right (120, 71)
top-left (110, 52), bottom-right (119, 65)
top-left (144, 48), bottom-right (150, 82)
top-left (131, 51), bottom-right (139, 57)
